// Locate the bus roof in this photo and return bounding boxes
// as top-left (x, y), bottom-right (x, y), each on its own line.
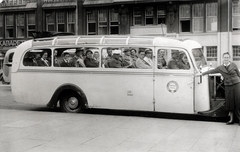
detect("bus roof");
top-left (25, 35), bottom-right (195, 48)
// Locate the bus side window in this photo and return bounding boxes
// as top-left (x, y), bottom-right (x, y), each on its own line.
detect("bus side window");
top-left (23, 49), bottom-right (51, 67)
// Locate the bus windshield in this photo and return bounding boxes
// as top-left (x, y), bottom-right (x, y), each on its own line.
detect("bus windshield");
top-left (192, 48), bottom-right (207, 69)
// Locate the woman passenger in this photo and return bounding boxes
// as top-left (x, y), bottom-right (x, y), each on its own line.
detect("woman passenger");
top-left (203, 52), bottom-right (240, 125)
top-left (178, 52), bottom-right (190, 70)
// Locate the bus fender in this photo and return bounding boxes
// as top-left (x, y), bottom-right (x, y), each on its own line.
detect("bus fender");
top-left (47, 83), bottom-right (88, 109)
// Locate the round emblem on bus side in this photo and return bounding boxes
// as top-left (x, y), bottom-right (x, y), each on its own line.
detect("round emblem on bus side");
top-left (167, 81), bottom-right (179, 93)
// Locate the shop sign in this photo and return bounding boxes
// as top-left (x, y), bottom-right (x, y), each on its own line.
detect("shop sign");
top-left (0, 40), bottom-right (25, 47)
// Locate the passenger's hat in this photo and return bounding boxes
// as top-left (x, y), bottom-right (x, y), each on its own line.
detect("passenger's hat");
top-left (112, 49), bottom-right (121, 54)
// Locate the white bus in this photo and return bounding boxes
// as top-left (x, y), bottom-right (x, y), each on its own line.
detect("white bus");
top-left (11, 35), bottom-right (226, 117)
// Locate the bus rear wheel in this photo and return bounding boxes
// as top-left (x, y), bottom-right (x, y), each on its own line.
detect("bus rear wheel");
top-left (60, 92), bottom-right (84, 113)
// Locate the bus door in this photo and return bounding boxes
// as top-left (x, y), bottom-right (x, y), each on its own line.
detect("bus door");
top-left (154, 48), bottom-right (195, 114)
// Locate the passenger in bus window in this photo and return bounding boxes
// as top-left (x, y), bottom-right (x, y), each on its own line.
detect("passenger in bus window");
top-left (104, 48), bottom-right (113, 68)
top-left (143, 49), bottom-right (153, 68)
top-left (136, 50), bottom-right (151, 69)
top-left (53, 50), bottom-right (60, 67)
top-left (73, 48), bottom-right (86, 67)
top-left (23, 52), bottom-right (38, 66)
top-left (93, 51), bottom-right (100, 62)
top-left (168, 50), bottom-right (180, 69)
top-left (84, 50), bottom-right (99, 68)
top-left (157, 49), bottom-right (167, 69)
top-left (122, 49), bottom-right (135, 68)
top-left (178, 52), bottom-right (190, 70)
top-left (37, 51), bottom-right (50, 67)
top-left (130, 48), bottom-right (138, 62)
top-left (60, 52), bottom-right (74, 67)
top-left (109, 50), bottom-right (123, 68)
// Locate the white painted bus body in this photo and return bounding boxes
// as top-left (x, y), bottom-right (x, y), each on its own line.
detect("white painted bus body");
top-left (11, 36), bottom-right (211, 115)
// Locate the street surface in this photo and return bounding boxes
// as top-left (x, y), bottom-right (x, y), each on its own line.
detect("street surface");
top-left (1, 84), bottom-right (240, 152)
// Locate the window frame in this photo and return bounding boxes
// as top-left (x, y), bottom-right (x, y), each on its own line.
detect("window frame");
top-left (206, 46), bottom-right (218, 61)
top-left (232, 2), bottom-right (240, 31)
top-left (27, 13), bottom-right (36, 38)
top-left (5, 14), bottom-right (14, 38)
top-left (233, 46), bottom-right (240, 61)
top-left (67, 11), bottom-right (75, 33)
top-left (16, 13), bottom-right (25, 38)
top-left (0, 14), bottom-right (3, 38)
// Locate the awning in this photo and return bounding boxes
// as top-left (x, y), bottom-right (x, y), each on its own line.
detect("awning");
top-left (83, 0), bottom-right (113, 6)
top-left (42, 2), bottom-right (77, 9)
top-left (0, 3), bottom-right (37, 12)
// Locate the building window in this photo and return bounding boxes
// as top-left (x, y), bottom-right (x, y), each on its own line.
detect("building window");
top-left (233, 3), bottom-right (240, 30)
top-left (0, 14), bottom-right (3, 38)
top-left (179, 4), bottom-right (191, 32)
top-left (133, 7), bottom-right (142, 25)
top-left (5, 14), bottom-right (14, 38)
top-left (67, 11), bottom-right (75, 33)
top-left (109, 8), bottom-right (119, 34)
top-left (206, 46), bottom-right (217, 61)
top-left (145, 7), bottom-right (153, 25)
top-left (16, 14), bottom-right (25, 38)
top-left (27, 13), bottom-right (36, 37)
top-left (157, 7), bottom-right (166, 24)
top-left (233, 46), bottom-right (240, 61)
top-left (206, 3), bottom-right (218, 32)
top-left (192, 4), bottom-right (204, 32)
top-left (87, 11), bottom-right (96, 35)
top-left (57, 12), bottom-right (65, 32)
top-left (98, 9), bottom-right (107, 35)
top-left (46, 12), bottom-right (55, 31)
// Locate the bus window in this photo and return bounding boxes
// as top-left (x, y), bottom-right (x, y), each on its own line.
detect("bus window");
top-left (192, 48), bottom-right (207, 69)
top-left (101, 47), bottom-right (153, 69)
top-left (159, 49), bottom-right (190, 70)
top-left (23, 49), bottom-right (51, 67)
top-left (8, 52), bottom-right (14, 62)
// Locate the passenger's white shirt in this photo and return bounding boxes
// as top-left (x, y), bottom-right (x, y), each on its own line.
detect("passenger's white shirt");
top-left (143, 57), bottom-right (153, 67)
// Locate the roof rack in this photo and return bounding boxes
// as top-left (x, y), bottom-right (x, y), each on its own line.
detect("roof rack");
top-left (31, 35), bottom-right (167, 47)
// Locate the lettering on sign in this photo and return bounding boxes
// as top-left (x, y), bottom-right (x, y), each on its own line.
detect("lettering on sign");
top-left (0, 40), bottom-right (25, 47)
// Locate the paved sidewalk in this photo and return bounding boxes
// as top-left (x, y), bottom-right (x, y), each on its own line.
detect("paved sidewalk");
top-left (0, 108), bottom-right (240, 152)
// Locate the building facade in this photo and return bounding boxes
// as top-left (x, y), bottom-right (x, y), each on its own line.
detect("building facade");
top-left (0, 0), bottom-right (240, 67)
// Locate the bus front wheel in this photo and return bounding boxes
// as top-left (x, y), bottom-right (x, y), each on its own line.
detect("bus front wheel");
top-left (60, 92), bottom-right (84, 113)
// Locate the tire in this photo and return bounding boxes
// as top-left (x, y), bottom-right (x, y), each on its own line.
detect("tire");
top-left (60, 92), bottom-right (84, 113)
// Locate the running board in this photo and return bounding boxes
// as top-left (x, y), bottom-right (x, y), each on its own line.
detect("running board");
top-left (198, 100), bottom-right (228, 117)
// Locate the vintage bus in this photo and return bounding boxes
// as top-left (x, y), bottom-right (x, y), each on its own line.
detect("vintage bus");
top-left (11, 35), bottom-right (227, 117)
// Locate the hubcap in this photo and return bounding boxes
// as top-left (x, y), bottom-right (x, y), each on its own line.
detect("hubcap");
top-left (67, 97), bottom-right (79, 109)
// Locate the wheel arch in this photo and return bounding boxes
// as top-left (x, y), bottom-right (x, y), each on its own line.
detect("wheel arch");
top-left (47, 83), bottom-right (88, 109)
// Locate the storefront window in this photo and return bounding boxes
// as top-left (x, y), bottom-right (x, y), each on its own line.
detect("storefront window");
top-left (206, 3), bottom-right (218, 32)
top-left (57, 12), bottom-right (64, 32)
top-left (5, 14), bottom-right (14, 38)
top-left (109, 9), bottom-right (119, 34)
top-left (0, 14), bottom-right (3, 38)
top-left (98, 9), bottom-right (107, 35)
top-left (133, 7), bottom-right (142, 25)
top-left (16, 13), bottom-right (25, 38)
top-left (87, 11), bottom-right (96, 35)
top-left (233, 3), bottom-right (240, 30)
top-left (145, 7), bottom-right (153, 25)
top-left (27, 13), bottom-right (36, 37)
top-left (67, 11), bottom-right (75, 33)
top-left (157, 7), bottom-right (166, 24)
top-left (192, 4), bottom-right (204, 32)
top-left (46, 12), bottom-right (55, 31)
top-left (179, 4), bottom-right (191, 32)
